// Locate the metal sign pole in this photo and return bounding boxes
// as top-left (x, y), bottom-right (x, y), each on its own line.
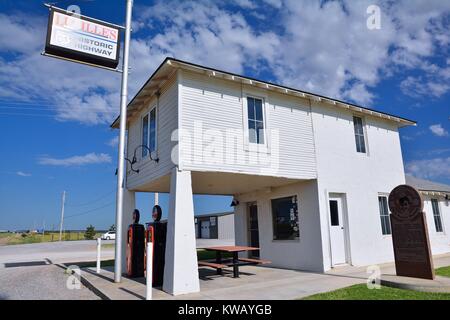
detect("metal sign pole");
top-left (114, 0), bottom-right (133, 283)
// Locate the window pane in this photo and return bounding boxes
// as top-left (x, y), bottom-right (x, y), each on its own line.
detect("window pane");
top-left (378, 196), bottom-right (391, 235)
top-left (272, 196), bottom-right (299, 240)
top-left (255, 98), bottom-right (263, 121)
top-left (149, 109), bottom-right (156, 152)
top-left (432, 199), bottom-right (443, 232)
top-left (248, 120), bottom-right (257, 143)
top-left (247, 97), bottom-right (255, 120)
top-left (142, 114), bottom-right (149, 157)
top-left (329, 200), bottom-right (339, 226)
top-left (353, 116), bottom-right (366, 153)
top-left (256, 121), bottom-right (265, 144)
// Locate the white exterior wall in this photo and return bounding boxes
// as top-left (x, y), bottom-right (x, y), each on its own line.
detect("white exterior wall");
top-left (124, 65), bottom-right (450, 274)
top-left (126, 75), bottom-right (178, 190)
top-left (218, 214), bottom-right (235, 240)
top-left (178, 70), bottom-right (317, 180)
top-left (311, 101), bottom-right (406, 269)
top-left (235, 180), bottom-right (324, 272)
top-left (423, 197), bottom-right (450, 255)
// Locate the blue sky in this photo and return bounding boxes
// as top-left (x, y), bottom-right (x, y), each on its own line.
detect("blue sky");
top-left (0, 0), bottom-right (449, 231)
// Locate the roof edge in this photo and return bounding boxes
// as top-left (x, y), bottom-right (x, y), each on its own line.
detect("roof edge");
top-left (111, 57), bottom-right (417, 128)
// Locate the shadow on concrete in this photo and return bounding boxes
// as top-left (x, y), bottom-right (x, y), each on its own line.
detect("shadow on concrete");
top-left (4, 261), bottom-right (48, 268)
top-left (198, 268), bottom-right (256, 280)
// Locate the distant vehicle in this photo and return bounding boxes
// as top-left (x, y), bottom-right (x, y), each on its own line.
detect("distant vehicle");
top-left (101, 231), bottom-right (116, 240)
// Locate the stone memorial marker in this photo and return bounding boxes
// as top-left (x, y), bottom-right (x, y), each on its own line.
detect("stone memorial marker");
top-left (388, 185), bottom-right (435, 280)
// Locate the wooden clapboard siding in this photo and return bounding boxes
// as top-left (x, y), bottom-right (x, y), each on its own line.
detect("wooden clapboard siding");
top-left (178, 69), bottom-right (317, 179)
top-left (126, 74), bottom-right (178, 189)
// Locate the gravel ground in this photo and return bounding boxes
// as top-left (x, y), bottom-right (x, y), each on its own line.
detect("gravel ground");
top-left (0, 264), bottom-right (100, 300)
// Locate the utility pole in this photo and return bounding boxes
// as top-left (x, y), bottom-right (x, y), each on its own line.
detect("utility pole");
top-left (114, 0), bottom-right (133, 283)
top-left (59, 191), bottom-right (66, 241)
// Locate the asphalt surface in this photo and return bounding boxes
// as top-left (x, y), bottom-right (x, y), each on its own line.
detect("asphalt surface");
top-left (0, 240), bottom-right (115, 265)
top-left (0, 240), bottom-right (114, 300)
top-left (0, 239), bottom-right (233, 300)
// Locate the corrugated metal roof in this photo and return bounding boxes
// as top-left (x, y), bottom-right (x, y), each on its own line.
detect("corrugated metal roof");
top-left (406, 175), bottom-right (450, 193)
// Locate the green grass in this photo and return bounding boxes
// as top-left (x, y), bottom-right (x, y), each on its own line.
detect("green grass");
top-left (303, 284), bottom-right (450, 300)
top-left (197, 249), bottom-right (232, 261)
top-left (0, 232), bottom-right (103, 245)
top-left (436, 266), bottom-right (450, 278)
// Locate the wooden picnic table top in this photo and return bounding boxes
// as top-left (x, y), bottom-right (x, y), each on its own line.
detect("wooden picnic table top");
top-left (204, 245), bottom-right (260, 252)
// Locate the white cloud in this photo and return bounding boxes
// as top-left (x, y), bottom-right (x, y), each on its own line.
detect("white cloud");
top-left (106, 136), bottom-right (119, 147)
top-left (231, 0), bottom-right (256, 9)
top-left (262, 0), bottom-right (282, 9)
top-left (405, 157), bottom-right (450, 179)
top-left (0, 0), bottom-right (449, 125)
top-left (16, 171), bottom-right (31, 177)
top-left (38, 153), bottom-right (112, 166)
top-left (429, 124), bottom-right (449, 137)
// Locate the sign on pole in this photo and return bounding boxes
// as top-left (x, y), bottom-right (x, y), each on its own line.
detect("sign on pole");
top-left (44, 7), bottom-right (121, 69)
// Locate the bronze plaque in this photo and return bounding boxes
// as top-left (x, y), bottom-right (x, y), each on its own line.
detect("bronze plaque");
top-left (388, 185), bottom-right (435, 280)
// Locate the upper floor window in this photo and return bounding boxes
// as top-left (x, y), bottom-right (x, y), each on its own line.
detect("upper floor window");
top-left (431, 199), bottom-right (443, 233)
top-left (141, 107), bottom-right (157, 158)
top-left (378, 196), bottom-right (391, 235)
top-left (353, 116), bottom-right (366, 153)
top-left (247, 97), bottom-right (265, 145)
top-left (272, 196), bottom-right (299, 240)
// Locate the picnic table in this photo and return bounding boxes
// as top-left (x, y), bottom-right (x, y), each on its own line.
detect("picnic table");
top-left (201, 246), bottom-right (269, 278)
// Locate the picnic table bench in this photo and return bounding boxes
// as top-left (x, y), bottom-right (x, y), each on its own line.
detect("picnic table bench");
top-left (198, 246), bottom-right (271, 278)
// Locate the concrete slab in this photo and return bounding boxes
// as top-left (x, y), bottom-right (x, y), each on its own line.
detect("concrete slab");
top-left (79, 253), bottom-right (450, 300)
top-left (80, 265), bottom-right (364, 300)
top-left (380, 275), bottom-right (450, 293)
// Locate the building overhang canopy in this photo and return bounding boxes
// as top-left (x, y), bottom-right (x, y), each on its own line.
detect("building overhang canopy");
top-left (111, 57), bottom-right (417, 129)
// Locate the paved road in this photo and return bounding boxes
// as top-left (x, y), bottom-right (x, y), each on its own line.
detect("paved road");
top-left (0, 240), bottom-right (115, 300)
top-left (0, 240), bottom-right (115, 265)
top-left (0, 264), bottom-right (100, 300)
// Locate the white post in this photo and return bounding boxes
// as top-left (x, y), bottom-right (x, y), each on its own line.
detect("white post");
top-left (163, 168), bottom-right (200, 295)
top-left (154, 192), bottom-right (159, 206)
top-left (59, 191), bottom-right (66, 242)
top-left (146, 244), bottom-right (153, 300)
top-left (114, 0), bottom-right (133, 283)
top-left (96, 238), bottom-right (102, 274)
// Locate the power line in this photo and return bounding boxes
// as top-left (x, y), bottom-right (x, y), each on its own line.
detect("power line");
top-left (66, 189), bottom-right (115, 207)
top-left (65, 201), bottom-right (115, 219)
top-left (0, 106), bottom-right (119, 114)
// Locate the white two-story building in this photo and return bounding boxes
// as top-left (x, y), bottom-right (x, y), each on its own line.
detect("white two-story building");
top-left (112, 58), bottom-right (450, 296)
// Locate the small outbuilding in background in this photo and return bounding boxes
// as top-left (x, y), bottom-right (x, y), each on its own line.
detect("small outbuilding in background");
top-left (195, 212), bottom-right (235, 240)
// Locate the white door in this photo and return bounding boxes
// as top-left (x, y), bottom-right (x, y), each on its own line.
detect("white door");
top-left (201, 221), bottom-right (210, 239)
top-left (329, 197), bottom-right (347, 265)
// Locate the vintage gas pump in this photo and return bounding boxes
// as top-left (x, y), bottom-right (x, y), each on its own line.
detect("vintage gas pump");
top-left (145, 205), bottom-right (167, 287)
top-left (126, 209), bottom-right (145, 277)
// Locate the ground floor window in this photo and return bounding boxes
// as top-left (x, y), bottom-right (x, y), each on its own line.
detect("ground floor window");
top-left (431, 199), bottom-right (443, 233)
top-left (378, 196), bottom-right (391, 235)
top-left (272, 196), bottom-right (299, 240)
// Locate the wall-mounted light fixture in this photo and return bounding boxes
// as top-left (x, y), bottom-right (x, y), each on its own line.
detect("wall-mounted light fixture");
top-left (115, 157), bottom-right (139, 175)
top-left (230, 199), bottom-right (240, 207)
top-left (132, 145), bottom-right (159, 165)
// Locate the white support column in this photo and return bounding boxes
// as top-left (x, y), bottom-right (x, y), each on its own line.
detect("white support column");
top-left (120, 189), bottom-right (136, 273)
top-left (163, 168), bottom-right (200, 295)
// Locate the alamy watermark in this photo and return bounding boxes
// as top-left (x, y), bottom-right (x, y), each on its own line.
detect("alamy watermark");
top-left (367, 5), bottom-right (381, 30)
top-left (66, 265), bottom-right (81, 290)
top-left (169, 121), bottom-right (281, 176)
top-left (366, 265), bottom-right (381, 289)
